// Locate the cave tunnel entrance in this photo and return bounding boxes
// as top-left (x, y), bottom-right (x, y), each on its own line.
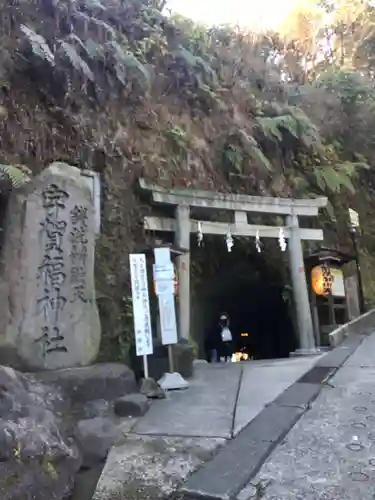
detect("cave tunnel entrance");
top-left (190, 236), bottom-right (297, 360)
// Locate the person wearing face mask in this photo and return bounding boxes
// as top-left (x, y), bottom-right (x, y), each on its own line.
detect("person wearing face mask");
top-left (204, 312), bottom-right (233, 363)
top-left (217, 313), bottom-right (233, 363)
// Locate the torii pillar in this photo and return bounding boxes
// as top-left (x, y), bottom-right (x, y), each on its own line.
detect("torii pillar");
top-left (287, 214), bottom-right (316, 352)
top-left (175, 205), bottom-right (190, 342)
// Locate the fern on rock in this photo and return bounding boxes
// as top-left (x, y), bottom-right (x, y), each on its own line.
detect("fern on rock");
top-left (0, 164), bottom-right (31, 192)
top-left (20, 21), bottom-right (151, 95)
top-left (20, 25), bottom-right (55, 66)
top-left (57, 42), bottom-right (95, 81)
top-left (221, 128), bottom-right (273, 175)
top-left (313, 161), bottom-right (369, 195)
top-left (256, 117), bottom-right (283, 141)
top-left (257, 105), bottom-right (323, 153)
top-left (106, 41), bottom-right (151, 91)
top-left (172, 46), bottom-right (218, 88)
top-left (249, 145), bottom-right (274, 173)
top-left (284, 106), bottom-right (323, 151)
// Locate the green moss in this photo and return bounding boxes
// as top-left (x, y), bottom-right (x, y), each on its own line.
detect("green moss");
top-left (188, 337), bottom-right (198, 359)
top-left (42, 458), bottom-right (58, 479)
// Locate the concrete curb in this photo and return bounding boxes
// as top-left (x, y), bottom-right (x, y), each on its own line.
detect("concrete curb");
top-left (178, 332), bottom-right (370, 500)
top-left (329, 308), bottom-right (375, 347)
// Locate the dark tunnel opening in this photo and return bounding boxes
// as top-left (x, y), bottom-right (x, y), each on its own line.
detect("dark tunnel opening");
top-left (217, 281), bottom-right (296, 359)
top-left (191, 236), bottom-right (298, 360)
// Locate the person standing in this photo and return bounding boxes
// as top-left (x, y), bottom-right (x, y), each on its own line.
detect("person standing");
top-left (205, 313), bottom-right (234, 363)
top-left (218, 313), bottom-right (233, 362)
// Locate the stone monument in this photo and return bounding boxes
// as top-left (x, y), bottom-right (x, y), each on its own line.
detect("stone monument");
top-left (0, 162), bottom-right (101, 370)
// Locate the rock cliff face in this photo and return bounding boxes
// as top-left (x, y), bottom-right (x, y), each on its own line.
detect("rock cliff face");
top-left (0, 362), bottom-right (141, 500)
top-left (0, 365), bottom-right (81, 500)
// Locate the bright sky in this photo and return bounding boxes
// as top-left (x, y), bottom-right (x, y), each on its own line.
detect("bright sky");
top-left (166, 0), bottom-right (300, 30)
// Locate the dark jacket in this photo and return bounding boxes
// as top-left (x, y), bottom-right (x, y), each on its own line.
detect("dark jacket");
top-left (204, 323), bottom-right (223, 352)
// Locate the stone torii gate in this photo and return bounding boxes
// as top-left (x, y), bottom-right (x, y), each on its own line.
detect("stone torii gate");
top-left (139, 179), bottom-right (328, 353)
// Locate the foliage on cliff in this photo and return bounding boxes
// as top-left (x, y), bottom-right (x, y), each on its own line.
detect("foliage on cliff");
top-left (1, 0), bottom-right (375, 357)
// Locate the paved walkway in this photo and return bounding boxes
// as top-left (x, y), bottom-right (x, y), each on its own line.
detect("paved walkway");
top-left (179, 333), bottom-right (366, 500)
top-left (133, 356), bottom-right (323, 439)
top-left (93, 355), bottom-right (326, 500)
top-left (237, 331), bottom-right (375, 500)
top-left (94, 331), bottom-right (375, 500)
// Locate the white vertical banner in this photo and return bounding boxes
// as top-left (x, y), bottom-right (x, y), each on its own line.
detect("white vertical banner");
top-left (129, 254), bottom-right (153, 357)
top-left (153, 248), bottom-right (174, 295)
top-left (153, 248), bottom-right (178, 346)
top-left (159, 293), bottom-right (178, 345)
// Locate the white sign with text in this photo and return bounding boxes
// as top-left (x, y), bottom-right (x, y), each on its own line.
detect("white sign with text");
top-left (331, 268), bottom-right (345, 298)
top-left (129, 253), bottom-right (153, 357)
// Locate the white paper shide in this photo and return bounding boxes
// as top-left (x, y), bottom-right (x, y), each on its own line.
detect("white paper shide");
top-left (129, 254), bottom-right (153, 357)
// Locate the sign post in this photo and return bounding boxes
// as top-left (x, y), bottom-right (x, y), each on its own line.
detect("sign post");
top-left (153, 247), bottom-right (188, 390)
top-left (129, 253), bottom-right (153, 380)
top-left (348, 208), bottom-right (365, 314)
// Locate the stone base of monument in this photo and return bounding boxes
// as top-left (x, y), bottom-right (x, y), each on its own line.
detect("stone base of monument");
top-left (291, 347), bottom-right (323, 357)
top-left (158, 372), bottom-right (189, 391)
top-left (33, 363), bottom-right (137, 403)
top-left (130, 341), bottom-right (194, 381)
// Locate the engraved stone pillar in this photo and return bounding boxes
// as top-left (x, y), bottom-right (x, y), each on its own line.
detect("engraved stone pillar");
top-left (0, 162), bottom-right (101, 370)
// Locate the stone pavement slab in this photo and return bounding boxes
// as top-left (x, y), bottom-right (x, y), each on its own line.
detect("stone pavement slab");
top-left (133, 356), bottom-right (323, 440)
top-left (315, 333), bottom-right (367, 369)
top-left (344, 330), bottom-right (375, 367)
top-left (272, 382), bottom-right (321, 407)
top-left (242, 404), bottom-right (305, 443)
top-left (133, 363), bottom-right (242, 439)
top-left (180, 403), bottom-right (305, 500)
top-left (237, 333), bottom-right (375, 500)
top-left (92, 435), bottom-right (225, 500)
top-left (234, 357), bottom-right (322, 435)
top-left (315, 346), bottom-right (353, 368)
top-left (181, 437), bottom-right (272, 500)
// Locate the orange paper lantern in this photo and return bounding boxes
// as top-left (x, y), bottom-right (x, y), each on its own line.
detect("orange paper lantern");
top-left (311, 264), bottom-right (333, 296)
